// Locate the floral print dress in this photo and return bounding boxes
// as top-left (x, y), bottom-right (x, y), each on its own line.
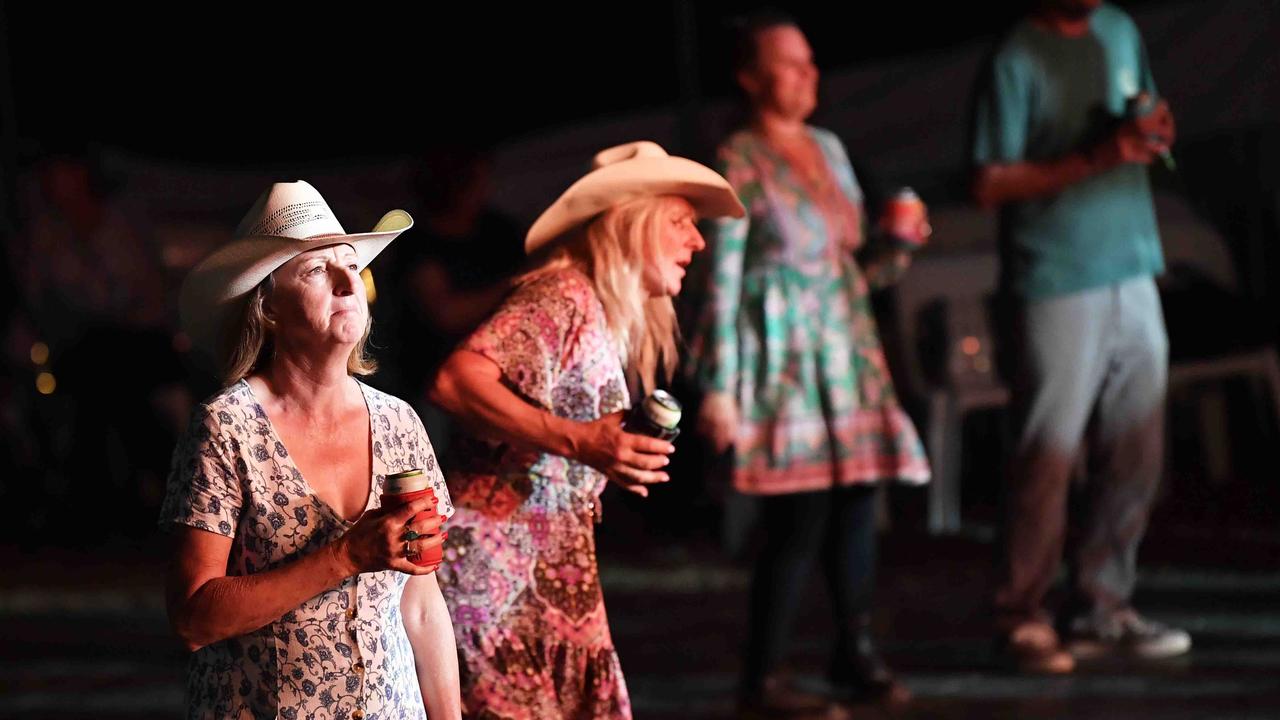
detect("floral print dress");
top-left (437, 267), bottom-right (633, 719)
top-left (689, 127), bottom-right (931, 495)
top-left (160, 379), bottom-right (455, 720)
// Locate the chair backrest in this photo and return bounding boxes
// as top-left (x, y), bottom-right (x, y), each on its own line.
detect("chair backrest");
top-left (888, 191), bottom-right (1240, 406)
top-left (889, 204), bottom-right (1002, 404)
top-left (1152, 189), bottom-right (1240, 292)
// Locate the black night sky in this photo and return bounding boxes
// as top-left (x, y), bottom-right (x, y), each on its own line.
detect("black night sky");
top-left (3, 1), bottom-right (1168, 163)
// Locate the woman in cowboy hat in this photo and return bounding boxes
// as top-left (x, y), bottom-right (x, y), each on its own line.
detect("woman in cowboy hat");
top-left (428, 141), bottom-right (743, 719)
top-left (160, 181), bottom-right (461, 719)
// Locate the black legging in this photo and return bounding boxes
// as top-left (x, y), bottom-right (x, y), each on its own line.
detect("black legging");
top-left (741, 485), bottom-right (879, 691)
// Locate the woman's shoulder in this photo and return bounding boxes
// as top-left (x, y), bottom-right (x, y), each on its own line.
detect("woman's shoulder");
top-left (199, 380), bottom-right (252, 408)
top-left (191, 380), bottom-right (257, 424)
top-left (356, 379), bottom-right (409, 410)
top-left (807, 126), bottom-right (848, 154)
top-left (355, 381), bottom-right (426, 435)
top-left (173, 381), bottom-right (261, 451)
top-left (513, 266), bottom-right (598, 315)
top-left (719, 128), bottom-right (762, 159)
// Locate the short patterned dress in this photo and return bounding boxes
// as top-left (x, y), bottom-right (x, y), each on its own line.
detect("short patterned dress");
top-left (437, 267), bottom-right (633, 719)
top-left (159, 379), bottom-right (455, 720)
top-left (689, 126), bottom-right (931, 494)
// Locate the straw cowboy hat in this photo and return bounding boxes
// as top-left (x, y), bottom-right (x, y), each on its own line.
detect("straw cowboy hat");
top-left (179, 180), bottom-right (412, 356)
top-left (525, 141), bottom-right (745, 253)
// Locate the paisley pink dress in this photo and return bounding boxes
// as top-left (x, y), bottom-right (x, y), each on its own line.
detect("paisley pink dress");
top-left (437, 267), bottom-right (633, 719)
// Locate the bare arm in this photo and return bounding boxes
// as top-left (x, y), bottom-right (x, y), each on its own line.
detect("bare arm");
top-left (430, 349), bottom-right (582, 458)
top-left (971, 152), bottom-right (1099, 208)
top-left (430, 349), bottom-right (674, 496)
top-left (697, 391), bottom-right (739, 455)
top-left (973, 111), bottom-right (1171, 208)
top-left (402, 573), bottom-right (462, 719)
top-left (165, 495), bottom-right (445, 652)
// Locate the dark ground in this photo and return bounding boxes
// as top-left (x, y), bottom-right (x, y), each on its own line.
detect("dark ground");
top-left (4, 432), bottom-right (1279, 720)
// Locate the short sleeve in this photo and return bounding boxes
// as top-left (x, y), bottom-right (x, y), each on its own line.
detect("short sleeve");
top-left (814, 130), bottom-right (865, 207)
top-left (158, 403), bottom-right (245, 538)
top-left (687, 139), bottom-right (755, 394)
top-left (411, 410), bottom-right (455, 521)
top-left (1135, 24), bottom-right (1158, 97)
top-left (462, 272), bottom-right (590, 410)
top-left (971, 46), bottom-right (1032, 165)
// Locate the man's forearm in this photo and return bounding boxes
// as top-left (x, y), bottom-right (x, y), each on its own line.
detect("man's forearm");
top-left (972, 152), bottom-right (1098, 208)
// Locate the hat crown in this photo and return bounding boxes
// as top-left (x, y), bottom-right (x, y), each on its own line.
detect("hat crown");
top-left (591, 141), bottom-right (669, 170)
top-left (525, 140), bottom-right (744, 254)
top-left (233, 180), bottom-right (348, 241)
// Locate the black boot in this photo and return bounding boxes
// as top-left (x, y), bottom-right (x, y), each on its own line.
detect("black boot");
top-left (828, 615), bottom-right (910, 706)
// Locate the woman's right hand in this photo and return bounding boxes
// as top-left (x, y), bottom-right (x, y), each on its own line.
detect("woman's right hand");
top-left (335, 495), bottom-right (447, 575)
top-left (697, 391), bottom-right (739, 454)
top-left (570, 411), bottom-right (674, 498)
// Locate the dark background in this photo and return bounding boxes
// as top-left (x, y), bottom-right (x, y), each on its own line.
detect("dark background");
top-left (3, 2), bottom-right (1280, 718)
top-left (5, 2), bottom-right (1103, 160)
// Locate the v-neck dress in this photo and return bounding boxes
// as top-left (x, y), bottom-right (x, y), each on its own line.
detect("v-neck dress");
top-left (688, 127), bottom-right (930, 494)
top-left (159, 378), bottom-right (455, 720)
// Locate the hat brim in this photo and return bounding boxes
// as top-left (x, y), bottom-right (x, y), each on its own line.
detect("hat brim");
top-left (179, 209), bottom-right (412, 360)
top-left (525, 156), bottom-right (745, 254)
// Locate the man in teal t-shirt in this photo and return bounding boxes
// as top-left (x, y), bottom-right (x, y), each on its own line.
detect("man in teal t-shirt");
top-left (970, 0), bottom-right (1190, 672)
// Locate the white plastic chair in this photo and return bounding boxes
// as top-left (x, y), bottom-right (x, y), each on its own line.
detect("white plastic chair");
top-left (891, 232), bottom-right (1008, 535)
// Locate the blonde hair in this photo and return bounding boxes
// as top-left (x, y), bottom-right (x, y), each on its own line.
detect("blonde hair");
top-left (220, 275), bottom-right (377, 385)
top-left (522, 195), bottom-right (682, 394)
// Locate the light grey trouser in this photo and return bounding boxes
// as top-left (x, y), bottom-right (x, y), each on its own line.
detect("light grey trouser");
top-left (995, 275), bottom-right (1169, 625)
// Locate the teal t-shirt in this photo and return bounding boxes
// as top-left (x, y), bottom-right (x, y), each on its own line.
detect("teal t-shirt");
top-left (970, 4), bottom-right (1164, 300)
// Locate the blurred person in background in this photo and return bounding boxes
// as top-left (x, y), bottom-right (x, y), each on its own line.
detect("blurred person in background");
top-left (9, 145), bottom-right (190, 537)
top-left (687, 11), bottom-right (932, 717)
top-left (370, 145), bottom-right (525, 456)
top-left (969, 0), bottom-right (1189, 674)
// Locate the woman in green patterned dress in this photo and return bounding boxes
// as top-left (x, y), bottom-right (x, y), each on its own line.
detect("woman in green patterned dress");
top-left (688, 12), bottom-right (932, 715)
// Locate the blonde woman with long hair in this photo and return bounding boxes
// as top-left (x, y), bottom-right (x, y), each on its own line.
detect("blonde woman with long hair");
top-left (429, 142), bottom-right (743, 719)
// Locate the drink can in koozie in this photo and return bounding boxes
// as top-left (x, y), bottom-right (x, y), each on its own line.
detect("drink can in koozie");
top-left (381, 469), bottom-right (442, 567)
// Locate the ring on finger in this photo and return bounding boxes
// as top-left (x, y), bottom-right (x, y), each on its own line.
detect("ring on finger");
top-left (402, 529), bottom-right (421, 542)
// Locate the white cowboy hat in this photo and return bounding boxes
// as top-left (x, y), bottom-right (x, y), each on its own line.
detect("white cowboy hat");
top-left (179, 180), bottom-right (412, 357)
top-left (525, 141), bottom-right (745, 253)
